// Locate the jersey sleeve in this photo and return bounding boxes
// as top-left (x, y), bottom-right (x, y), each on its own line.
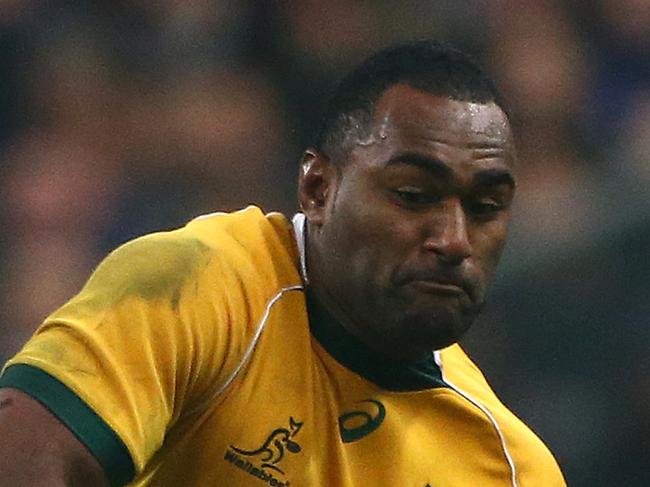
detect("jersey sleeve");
top-left (0, 230), bottom-right (262, 486)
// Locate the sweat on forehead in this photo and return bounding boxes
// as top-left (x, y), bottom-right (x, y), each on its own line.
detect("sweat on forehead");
top-left (327, 87), bottom-right (513, 169)
top-left (369, 85), bottom-right (513, 145)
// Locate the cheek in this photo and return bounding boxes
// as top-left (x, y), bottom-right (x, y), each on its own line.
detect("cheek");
top-left (471, 220), bottom-right (509, 275)
top-left (329, 194), bottom-right (412, 277)
top-left (325, 169), bottom-right (426, 286)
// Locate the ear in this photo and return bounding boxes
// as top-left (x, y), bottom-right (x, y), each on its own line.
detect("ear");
top-left (298, 149), bottom-right (337, 226)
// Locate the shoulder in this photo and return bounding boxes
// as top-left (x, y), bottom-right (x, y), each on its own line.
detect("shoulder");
top-left (81, 206), bottom-right (300, 306)
top-left (186, 206), bottom-right (298, 269)
top-left (86, 231), bottom-right (210, 303)
top-left (185, 206), bottom-right (301, 290)
top-left (439, 344), bottom-right (567, 485)
top-left (437, 344), bottom-right (489, 390)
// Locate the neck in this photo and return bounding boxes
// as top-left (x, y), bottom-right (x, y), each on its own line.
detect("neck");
top-left (305, 288), bottom-right (446, 391)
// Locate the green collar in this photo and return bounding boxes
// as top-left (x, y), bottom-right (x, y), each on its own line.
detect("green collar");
top-left (306, 290), bottom-right (448, 392)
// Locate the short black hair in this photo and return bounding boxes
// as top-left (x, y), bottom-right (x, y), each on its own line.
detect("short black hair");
top-left (314, 40), bottom-right (507, 161)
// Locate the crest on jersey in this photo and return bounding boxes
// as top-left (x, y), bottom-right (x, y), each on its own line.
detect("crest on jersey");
top-left (224, 417), bottom-right (302, 486)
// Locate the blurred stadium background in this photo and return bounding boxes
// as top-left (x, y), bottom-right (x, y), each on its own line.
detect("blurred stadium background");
top-left (1, 1), bottom-right (648, 485)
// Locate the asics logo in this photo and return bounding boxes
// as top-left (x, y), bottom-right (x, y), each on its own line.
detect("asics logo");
top-left (338, 399), bottom-right (386, 443)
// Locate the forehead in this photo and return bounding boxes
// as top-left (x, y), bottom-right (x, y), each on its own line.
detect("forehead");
top-left (361, 84), bottom-right (515, 167)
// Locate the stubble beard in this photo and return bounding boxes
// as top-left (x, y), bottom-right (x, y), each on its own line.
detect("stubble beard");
top-left (374, 287), bottom-right (485, 357)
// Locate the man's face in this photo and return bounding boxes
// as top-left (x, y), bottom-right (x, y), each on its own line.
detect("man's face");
top-left (302, 84), bottom-right (516, 360)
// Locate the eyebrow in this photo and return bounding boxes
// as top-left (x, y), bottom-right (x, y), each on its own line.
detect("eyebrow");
top-left (385, 152), bottom-right (452, 178)
top-left (473, 169), bottom-right (516, 189)
top-left (385, 152), bottom-right (515, 188)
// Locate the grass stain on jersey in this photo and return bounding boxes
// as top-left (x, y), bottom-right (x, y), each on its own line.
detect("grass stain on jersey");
top-left (82, 236), bottom-right (211, 308)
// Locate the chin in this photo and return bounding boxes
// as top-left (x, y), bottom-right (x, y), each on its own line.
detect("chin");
top-left (401, 306), bottom-right (475, 351)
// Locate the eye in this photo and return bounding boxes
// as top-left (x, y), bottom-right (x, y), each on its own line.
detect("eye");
top-left (392, 186), bottom-right (439, 207)
top-left (467, 198), bottom-right (506, 218)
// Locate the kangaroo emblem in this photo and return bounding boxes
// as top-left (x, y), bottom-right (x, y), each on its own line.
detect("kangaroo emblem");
top-left (230, 417), bottom-right (303, 474)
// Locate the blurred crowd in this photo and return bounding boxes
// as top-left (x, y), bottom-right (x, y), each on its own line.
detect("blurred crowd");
top-left (1, 1), bottom-right (649, 485)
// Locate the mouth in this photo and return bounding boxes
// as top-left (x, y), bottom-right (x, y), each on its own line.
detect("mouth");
top-left (393, 266), bottom-right (476, 302)
top-left (406, 279), bottom-right (467, 297)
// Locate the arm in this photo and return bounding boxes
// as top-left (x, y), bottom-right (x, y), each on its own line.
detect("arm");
top-left (0, 229), bottom-right (249, 485)
top-left (0, 387), bottom-right (109, 487)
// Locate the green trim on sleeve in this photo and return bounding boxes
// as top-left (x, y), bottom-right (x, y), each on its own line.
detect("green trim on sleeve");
top-left (0, 363), bottom-right (135, 487)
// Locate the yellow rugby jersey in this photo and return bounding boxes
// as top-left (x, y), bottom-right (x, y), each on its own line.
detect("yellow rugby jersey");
top-left (0, 206), bottom-right (566, 487)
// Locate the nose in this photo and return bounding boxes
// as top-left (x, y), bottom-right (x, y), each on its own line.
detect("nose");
top-left (422, 198), bottom-right (472, 265)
